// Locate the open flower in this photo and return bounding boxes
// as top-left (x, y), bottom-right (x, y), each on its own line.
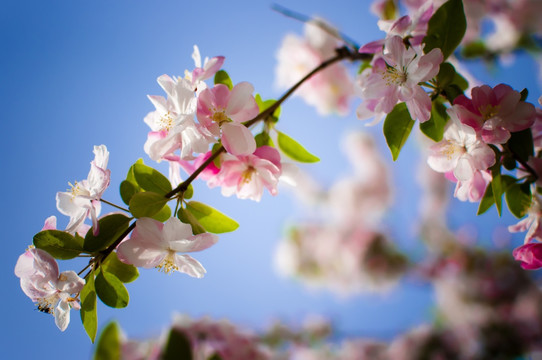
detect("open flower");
top-left (207, 146), bottom-right (282, 201)
top-left (56, 145), bottom-right (111, 235)
top-left (357, 35), bottom-right (442, 123)
top-left (427, 108), bottom-right (495, 181)
top-left (117, 217), bottom-right (218, 278)
top-left (197, 82), bottom-right (259, 155)
top-left (454, 84), bottom-right (536, 144)
top-left (14, 247), bottom-right (84, 331)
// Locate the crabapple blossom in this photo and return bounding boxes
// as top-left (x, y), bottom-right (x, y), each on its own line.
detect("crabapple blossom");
top-left (513, 242), bottom-right (542, 270)
top-left (454, 84), bottom-right (536, 144)
top-left (144, 75), bottom-right (214, 161)
top-left (451, 169), bottom-right (492, 203)
top-left (275, 19), bottom-right (354, 115)
top-left (189, 45), bottom-right (225, 88)
top-left (56, 145), bottom-right (110, 235)
top-left (427, 109), bottom-right (495, 182)
top-left (207, 146), bottom-right (282, 201)
top-left (356, 35), bottom-right (443, 123)
top-left (197, 82), bottom-right (259, 155)
top-left (508, 195), bottom-right (542, 244)
top-left (117, 217), bottom-right (218, 278)
top-left (14, 247), bottom-right (85, 331)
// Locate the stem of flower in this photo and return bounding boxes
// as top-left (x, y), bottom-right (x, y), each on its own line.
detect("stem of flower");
top-left (101, 198), bottom-right (130, 213)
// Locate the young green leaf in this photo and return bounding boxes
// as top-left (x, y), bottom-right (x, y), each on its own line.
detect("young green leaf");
top-left (162, 329), bottom-right (193, 360)
top-left (423, 0), bottom-right (466, 60)
top-left (420, 100), bottom-right (449, 142)
top-left (33, 230), bottom-right (84, 260)
top-left (186, 201), bottom-right (239, 234)
top-left (80, 272), bottom-right (98, 343)
top-left (507, 129), bottom-right (534, 163)
top-left (177, 207), bottom-right (207, 235)
top-left (436, 62), bottom-right (456, 88)
top-left (133, 163), bottom-right (172, 195)
top-left (477, 182), bottom-right (495, 215)
top-left (93, 321), bottom-right (121, 360)
top-left (255, 131), bottom-right (274, 147)
top-left (84, 214), bottom-right (131, 253)
top-left (505, 182), bottom-right (532, 218)
top-left (214, 70), bottom-right (233, 90)
top-left (129, 191), bottom-right (169, 218)
top-left (383, 102), bottom-right (415, 161)
top-left (151, 203), bottom-right (172, 222)
top-left (120, 180), bottom-right (139, 206)
top-left (255, 94), bottom-right (281, 119)
top-left (95, 270), bottom-right (129, 308)
top-left (277, 131), bottom-right (320, 163)
top-left (101, 252), bottom-right (139, 283)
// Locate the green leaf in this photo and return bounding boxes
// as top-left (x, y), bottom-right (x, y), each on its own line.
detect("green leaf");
top-left (506, 182), bottom-right (532, 218)
top-left (177, 207), bottom-right (207, 235)
top-left (133, 163), bottom-right (172, 195)
top-left (102, 252), bottom-right (139, 283)
top-left (520, 88), bottom-right (529, 102)
top-left (492, 169), bottom-right (504, 216)
top-left (461, 41), bottom-right (487, 58)
top-left (452, 72), bottom-right (469, 91)
top-left (214, 70), bottom-right (233, 90)
top-left (184, 183), bottom-right (194, 200)
top-left (84, 214), bottom-right (131, 253)
top-left (151, 203), bottom-right (172, 222)
top-left (33, 230), bottom-right (84, 260)
top-left (80, 272), bottom-right (98, 343)
top-left (383, 102), bottom-right (415, 161)
top-left (162, 329), bottom-right (193, 360)
top-left (255, 94), bottom-right (281, 119)
top-left (120, 180), bottom-right (139, 206)
top-left (436, 62), bottom-right (456, 88)
top-left (508, 129), bottom-right (534, 163)
top-left (95, 270), bottom-right (129, 308)
top-left (93, 321), bottom-right (121, 360)
top-left (254, 131), bottom-right (274, 147)
top-left (477, 183), bottom-right (495, 215)
top-left (129, 191), bottom-right (169, 218)
top-left (277, 131), bottom-right (319, 163)
top-left (420, 100), bottom-right (449, 142)
top-left (423, 0), bottom-right (466, 59)
top-left (186, 201), bottom-right (239, 234)
top-left (442, 84), bottom-right (463, 103)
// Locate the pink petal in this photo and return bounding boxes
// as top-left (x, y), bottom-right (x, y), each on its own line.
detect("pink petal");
top-left (221, 123), bottom-right (256, 156)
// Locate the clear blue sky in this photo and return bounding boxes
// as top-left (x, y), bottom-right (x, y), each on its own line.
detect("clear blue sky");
top-left (2, 1), bottom-right (541, 358)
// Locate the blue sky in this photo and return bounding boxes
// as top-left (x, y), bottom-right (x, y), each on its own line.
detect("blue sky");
top-left (2, 1), bottom-right (541, 358)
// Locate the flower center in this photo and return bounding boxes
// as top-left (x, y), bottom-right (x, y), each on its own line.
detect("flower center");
top-left (443, 141), bottom-right (465, 160)
top-left (481, 105), bottom-right (500, 122)
top-left (68, 181), bottom-right (90, 198)
top-left (382, 66), bottom-right (407, 86)
top-left (158, 111), bottom-right (174, 132)
top-left (211, 108), bottom-right (229, 124)
top-left (156, 250), bottom-right (179, 274)
top-left (37, 294), bottom-right (57, 314)
top-left (242, 166), bottom-right (256, 184)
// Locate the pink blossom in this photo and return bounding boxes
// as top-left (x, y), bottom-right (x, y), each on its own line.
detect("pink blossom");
top-left (189, 45), bottom-right (225, 86)
top-left (508, 196), bottom-right (542, 244)
top-left (513, 242), bottom-right (542, 270)
top-left (56, 145), bottom-right (111, 235)
top-left (356, 36), bottom-right (443, 123)
top-left (117, 217), bottom-right (218, 278)
top-left (14, 247), bottom-right (85, 331)
top-left (208, 146), bottom-right (282, 201)
top-left (197, 82), bottom-right (259, 155)
top-left (452, 169), bottom-right (492, 202)
top-left (144, 75), bottom-right (213, 161)
top-left (275, 19), bottom-right (354, 115)
top-left (454, 84), bottom-right (536, 144)
top-left (427, 111), bottom-right (495, 181)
